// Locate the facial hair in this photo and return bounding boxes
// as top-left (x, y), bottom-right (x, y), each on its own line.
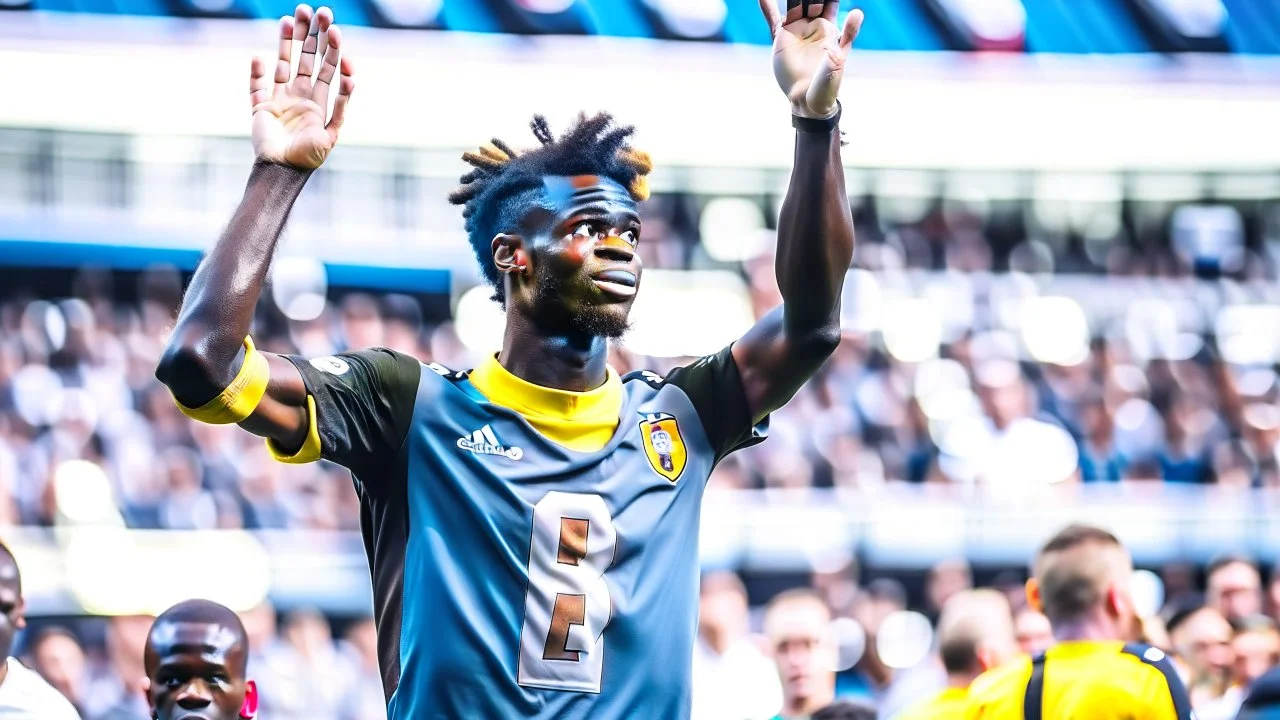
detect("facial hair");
top-left (530, 260), bottom-right (631, 340)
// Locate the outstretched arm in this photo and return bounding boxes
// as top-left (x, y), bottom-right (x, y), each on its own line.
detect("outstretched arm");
top-left (731, 1), bottom-right (862, 422)
top-left (156, 4), bottom-right (355, 452)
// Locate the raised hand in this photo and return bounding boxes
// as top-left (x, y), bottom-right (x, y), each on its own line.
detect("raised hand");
top-left (758, 0), bottom-right (863, 119)
top-left (249, 4), bottom-right (355, 168)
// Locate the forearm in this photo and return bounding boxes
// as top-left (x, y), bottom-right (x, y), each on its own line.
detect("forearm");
top-left (158, 161), bottom-right (312, 404)
top-left (775, 122), bottom-right (853, 338)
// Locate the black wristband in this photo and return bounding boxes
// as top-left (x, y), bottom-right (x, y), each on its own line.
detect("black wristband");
top-left (792, 101), bottom-right (842, 134)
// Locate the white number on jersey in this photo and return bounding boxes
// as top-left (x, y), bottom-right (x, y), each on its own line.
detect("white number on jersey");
top-left (517, 492), bottom-right (617, 693)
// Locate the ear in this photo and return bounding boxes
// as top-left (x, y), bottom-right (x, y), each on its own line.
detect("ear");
top-left (492, 234), bottom-right (528, 276)
top-left (1025, 578), bottom-right (1042, 613)
top-left (13, 598), bottom-right (25, 630)
top-left (140, 677), bottom-right (154, 712)
top-left (239, 679), bottom-right (259, 720)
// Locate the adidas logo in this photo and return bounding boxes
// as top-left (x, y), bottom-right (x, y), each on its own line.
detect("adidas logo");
top-left (457, 425), bottom-right (524, 461)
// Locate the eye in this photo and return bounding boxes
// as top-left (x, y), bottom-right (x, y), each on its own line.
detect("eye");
top-left (619, 230), bottom-right (639, 247)
top-left (163, 676), bottom-right (183, 689)
top-left (572, 223), bottom-right (595, 239)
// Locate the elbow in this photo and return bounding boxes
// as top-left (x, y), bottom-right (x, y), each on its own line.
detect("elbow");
top-left (797, 324), bottom-right (842, 362)
top-left (155, 335), bottom-right (228, 397)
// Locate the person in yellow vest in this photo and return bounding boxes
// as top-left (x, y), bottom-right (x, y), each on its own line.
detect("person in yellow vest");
top-left (894, 589), bottom-right (1019, 719)
top-left (965, 524), bottom-right (1194, 719)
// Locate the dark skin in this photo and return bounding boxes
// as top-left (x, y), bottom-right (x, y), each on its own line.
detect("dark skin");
top-left (143, 608), bottom-right (251, 720)
top-left (156, 1), bottom-right (858, 442)
top-left (0, 552), bottom-right (26, 686)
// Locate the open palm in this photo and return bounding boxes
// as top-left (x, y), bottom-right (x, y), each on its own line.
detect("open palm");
top-left (250, 5), bottom-right (355, 169)
top-left (758, 0), bottom-right (863, 119)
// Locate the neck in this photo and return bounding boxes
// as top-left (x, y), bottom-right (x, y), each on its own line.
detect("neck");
top-left (0, 657), bottom-right (9, 687)
top-left (499, 316), bottom-right (610, 392)
top-left (782, 687), bottom-right (834, 717)
top-left (948, 671), bottom-right (979, 690)
top-left (1052, 611), bottom-right (1124, 643)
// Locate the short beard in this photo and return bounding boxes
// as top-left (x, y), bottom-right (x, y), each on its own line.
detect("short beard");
top-left (531, 266), bottom-right (631, 340)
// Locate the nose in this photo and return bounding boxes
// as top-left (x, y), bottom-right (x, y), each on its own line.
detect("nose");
top-left (175, 681), bottom-right (213, 709)
top-left (593, 236), bottom-right (635, 264)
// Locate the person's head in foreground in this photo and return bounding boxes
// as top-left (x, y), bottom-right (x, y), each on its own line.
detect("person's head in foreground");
top-left (449, 114), bottom-right (652, 343)
top-left (0, 543), bottom-right (25, 664)
top-left (1027, 524), bottom-right (1140, 643)
top-left (143, 599), bottom-right (256, 720)
top-left (1013, 607), bottom-right (1054, 656)
top-left (765, 589), bottom-right (837, 718)
top-left (937, 589), bottom-right (1020, 686)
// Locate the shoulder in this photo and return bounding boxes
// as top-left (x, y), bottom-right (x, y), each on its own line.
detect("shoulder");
top-left (967, 655), bottom-right (1033, 703)
top-left (1118, 643), bottom-right (1191, 697)
top-left (2, 660), bottom-right (79, 715)
top-left (1118, 643), bottom-right (1179, 678)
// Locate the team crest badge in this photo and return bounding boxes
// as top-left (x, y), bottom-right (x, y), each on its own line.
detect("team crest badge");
top-left (639, 412), bottom-right (686, 482)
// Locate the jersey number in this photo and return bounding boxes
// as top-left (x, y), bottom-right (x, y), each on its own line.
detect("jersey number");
top-left (517, 492), bottom-right (617, 693)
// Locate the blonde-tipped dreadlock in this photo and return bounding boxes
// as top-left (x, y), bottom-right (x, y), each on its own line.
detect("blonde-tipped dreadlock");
top-left (449, 113), bottom-right (653, 304)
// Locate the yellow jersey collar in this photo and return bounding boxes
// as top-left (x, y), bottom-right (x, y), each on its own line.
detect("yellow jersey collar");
top-left (469, 354), bottom-right (622, 421)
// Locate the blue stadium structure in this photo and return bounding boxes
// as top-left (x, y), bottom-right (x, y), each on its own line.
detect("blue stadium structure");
top-left (3, 0), bottom-right (1278, 53)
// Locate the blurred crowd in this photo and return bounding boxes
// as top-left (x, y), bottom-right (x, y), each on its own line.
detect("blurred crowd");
top-left (15, 548), bottom-right (1280, 718)
top-left (3, 257), bottom-right (1280, 531)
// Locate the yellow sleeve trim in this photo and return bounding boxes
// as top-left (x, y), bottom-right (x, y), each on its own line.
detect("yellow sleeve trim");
top-left (266, 395), bottom-right (323, 464)
top-left (174, 337), bottom-right (271, 425)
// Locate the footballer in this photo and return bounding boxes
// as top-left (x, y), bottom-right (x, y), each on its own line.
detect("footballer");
top-left (155, 1), bottom-right (861, 716)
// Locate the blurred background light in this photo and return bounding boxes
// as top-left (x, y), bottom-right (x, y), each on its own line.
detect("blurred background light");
top-left (624, 270), bottom-right (754, 358)
top-left (53, 460), bottom-right (121, 527)
top-left (271, 256), bottom-right (330, 323)
top-left (876, 611), bottom-right (935, 670)
top-left (881, 297), bottom-right (942, 363)
top-left (700, 198), bottom-right (769, 263)
top-left (1216, 305), bottom-right (1280, 365)
top-left (1020, 296), bottom-right (1089, 366)
top-left (454, 284), bottom-right (508, 358)
top-left (830, 617), bottom-right (866, 673)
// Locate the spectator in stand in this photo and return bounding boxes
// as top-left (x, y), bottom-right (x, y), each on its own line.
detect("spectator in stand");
top-left (924, 558), bottom-right (973, 624)
top-left (85, 615), bottom-right (152, 720)
top-left (336, 618), bottom-right (386, 720)
top-left (1198, 615), bottom-right (1280, 720)
top-left (765, 590), bottom-right (837, 720)
top-left (1207, 556), bottom-right (1264, 624)
top-left (692, 572), bottom-right (781, 720)
top-left (1166, 601), bottom-right (1233, 706)
top-left (26, 628), bottom-right (89, 716)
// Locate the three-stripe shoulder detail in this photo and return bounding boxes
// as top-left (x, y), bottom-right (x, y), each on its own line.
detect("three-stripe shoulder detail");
top-left (425, 362), bottom-right (469, 383)
top-left (622, 369), bottom-right (666, 389)
top-left (1120, 643), bottom-right (1196, 720)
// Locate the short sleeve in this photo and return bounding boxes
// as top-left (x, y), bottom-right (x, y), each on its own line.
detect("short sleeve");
top-left (664, 344), bottom-right (768, 463)
top-left (1121, 643), bottom-right (1195, 720)
top-left (276, 348), bottom-right (421, 477)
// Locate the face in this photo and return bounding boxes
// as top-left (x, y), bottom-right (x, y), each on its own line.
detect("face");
top-left (502, 176), bottom-right (642, 339)
top-left (1209, 562), bottom-right (1262, 622)
top-left (0, 560), bottom-right (25, 659)
top-left (145, 621), bottom-right (249, 720)
top-left (33, 633), bottom-right (85, 699)
top-left (1172, 609), bottom-right (1232, 681)
top-left (768, 600), bottom-right (835, 706)
top-left (1232, 629), bottom-right (1280, 686)
top-left (1014, 609), bottom-right (1053, 656)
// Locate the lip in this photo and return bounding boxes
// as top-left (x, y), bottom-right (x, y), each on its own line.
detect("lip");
top-left (590, 269), bottom-right (638, 299)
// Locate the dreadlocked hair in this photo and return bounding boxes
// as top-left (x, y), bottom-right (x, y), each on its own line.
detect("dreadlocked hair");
top-left (449, 113), bottom-right (653, 304)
